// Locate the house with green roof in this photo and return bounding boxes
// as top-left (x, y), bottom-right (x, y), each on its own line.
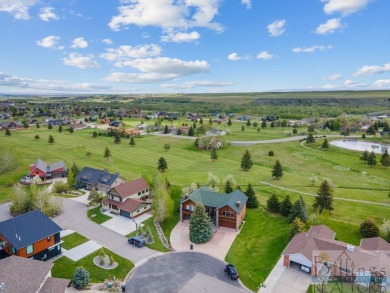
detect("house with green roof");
top-left (180, 186), bottom-right (247, 230)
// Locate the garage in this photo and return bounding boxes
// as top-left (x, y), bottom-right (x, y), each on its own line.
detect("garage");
top-left (120, 210), bottom-right (131, 219)
top-left (219, 219), bottom-right (236, 229)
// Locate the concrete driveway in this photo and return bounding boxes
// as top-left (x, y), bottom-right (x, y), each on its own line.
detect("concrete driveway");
top-left (101, 212), bottom-right (152, 236)
top-left (259, 257), bottom-right (312, 293)
top-left (170, 221), bottom-right (239, 260)
top-left (126, 252), bottom-right (248, 293)
top-left (0, 203), bottom-right (12, 221)
top-left (53, 198), bottom-right (159, 264)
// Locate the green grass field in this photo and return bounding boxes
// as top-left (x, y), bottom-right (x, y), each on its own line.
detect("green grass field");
top-left (1, 126), bottom-right (389, 290)
top-left (87, 205), bottom-right (112, 224)
top-left (61, 232), bottom-right (89, 250)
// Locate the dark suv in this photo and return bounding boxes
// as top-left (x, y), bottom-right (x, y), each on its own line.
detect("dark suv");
top-left (224, 264), bottom-right (239, 280)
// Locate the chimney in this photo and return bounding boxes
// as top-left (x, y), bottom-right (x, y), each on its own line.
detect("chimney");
top-left (184, 193), bottom-right (189, 199)
top-left (236, 201), bottom-right (241, 208)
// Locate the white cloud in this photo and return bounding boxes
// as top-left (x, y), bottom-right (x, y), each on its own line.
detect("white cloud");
top-left (161, 31), bottom-right (200, 43)
top-left (374, 79), bottom-right (390, 88)
top-left (71, 37), bottom-right (88, 49)
top-left (63, 53), bottom-right (100, 69)
top-left (100, 44), bottom-right (162, 66)
top-left (344, 79), bottom-right (356, 86)
top-left (39, 7), bottom-right (59, 22)
top-left (104, 57), bottom-right (210, 83)
top-left (0, 0), bottom-right (38, 20)
top-left (162, 80), bottom-right (234, 89)
top-left (102, 38), bottom-right (113, 45)
top-left (267, 19), bottom-right (286, 37)
top-left (316, 18), bottom-right (342, 35)
top-left (241, 0), bottom-right (252, 9)
top-left (322, 84), bottom-right (337, 89)
top-left (292, 45), bottom-right (333, 53)
top-left (353, 62), bottom-right (390, 76)
top-left (323, 0), bottom-right (370, 16)
top-left (109, 0), bottom-right (223, 34)
top-left (228, 53), bottom-right (242, 61)
top-left (256, 51), bottom-right (274, 60)
top-left (36, 35), bottom-right (61, 49)
top-left (326, 73), bottom-right (342, 80)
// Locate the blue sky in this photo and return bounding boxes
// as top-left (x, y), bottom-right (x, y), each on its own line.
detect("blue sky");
top-left (0, 0), bottom-right (389, 94)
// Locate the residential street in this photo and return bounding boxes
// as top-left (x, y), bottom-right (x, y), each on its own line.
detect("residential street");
top-left (52, 198), bottom-right (161, 264)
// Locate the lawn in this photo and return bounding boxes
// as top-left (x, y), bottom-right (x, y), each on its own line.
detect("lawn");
top-left (61, 232), bottom-right (89, 250)
top-left (87, 205), bottom-right (112, 224)
top-left (52, 249), bottom-right (134, 283)
top-left (225, 209), bottom-right (290, 292)
top-left (160, 185), bottom-right (182, 243)
top-left (125, 217), bottom-right (169, 252)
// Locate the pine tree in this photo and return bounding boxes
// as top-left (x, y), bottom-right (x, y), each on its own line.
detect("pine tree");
top-left (270, 121), bottom-right (275, 128)
top-left (241, 125), bottom-right (245, 131)
top-left (114, 132), bottom-right (121, 144)
top-left (261, 120), bottom-right (267, 128)
top-left (188, 126), bottom-right (194, 136)
top-left (71, 163), bottom-right (80, 177)
top-left (48, 135), bottom-right (55, 144)
top-left (224, 180), bottom-right (233, 193)
top-left (48, 123), bottom-right (53, 130)
top-left (209, 118), bottom-right (213, 124)
top-left (104, 147), bottom-right (111, 160)
top-left (58, 124), bottom-right (63, 133)
top-left (367, 151), bottom-right (377, 167)
top-left (73, 266), bottom-right (90, 289)
top-left (360, 150), bottom-right (369, 162)
top-left (227, 118), bottom-right (232, 126)
top-left (240, 149), bottom-right (253, 171)
top-left (36, 122), bottom-right (40, 128)
top-left (289, 217), bottom-right (305, 239)
top-left (267, 192), bottom-right (280, 213)
top-left (69, 127), bottom-right (74, 133)
top-left (177, 128), bottom-right (182, 135)
top-left (5, 128), bottom-right (11, 136)
top-left (129, 137), bottom-right (135, 147)
top-left (211, 148), bottom-right (218, 162)
top-left (271, 160), bottom-right (283, 179)
top-left (163, 125), bottom-right (169, 134)
top-left (359, 218), bottom-right (380, 238)
top-left (189, 202), bottom-right (213, 244)
top-left (245, 183), bottom-right (259, 208)
top-left (246, 119), bottom-right (251, 126)
top-left (313, 180), bottom-right (334, 214)
top-left (321, 138), bottom-right (329, 149)
top-left (306, 133), bottom-right (315, 144)
top-left (199, 117), bottom-right (203, 124)
top-left (157, 157), bottom-right (168, 172)
top-left (280, 195), bottom-right (293, 217)
top-left (92, 131), bottom-right (98, 138)
top-left (380, 148), bottom-right (390, 168)
top-left (288, 196), bottom-right (308, 223)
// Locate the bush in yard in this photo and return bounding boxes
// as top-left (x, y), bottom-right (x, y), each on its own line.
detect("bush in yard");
top-left (268, 150), bottom-right (274, 156)
top-left (109, 255), bottom-right (115, 266)
top-left (88, 189), bottom-right (104, 205)
top-left (73, 266), bottom-right (90, 289)
top-left (189, 202), bottom-right (213, 244)
top-left (100, 255), bottom-right (105, 265)
top-left (52, 181), bottom-right (69, 193)
top-left (267, 192), bottom-right (280, 213)
top-left (359, 218), bottom-right (380, 238)
top-left (35, 135), bottom-right (40, 140)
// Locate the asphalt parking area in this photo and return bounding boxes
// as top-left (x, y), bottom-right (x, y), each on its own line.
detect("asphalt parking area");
top-left (126, 252), bottom-right (248, 293)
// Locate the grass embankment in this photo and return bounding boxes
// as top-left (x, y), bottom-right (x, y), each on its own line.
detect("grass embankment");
top-left (61, 232), bottom-right (89, 250)
top-left (52, 249), bottom-right (134, 283)
top-left (87, 205), bottom-right (112, 224)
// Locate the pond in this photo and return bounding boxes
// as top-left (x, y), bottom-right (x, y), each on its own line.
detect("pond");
top-left (330, 140), bottom-right (390, 154)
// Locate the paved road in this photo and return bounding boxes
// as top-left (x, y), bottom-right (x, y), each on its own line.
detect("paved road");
top-left (260, 181), bottom-right (390, 208)
top-left (52, 198), bottom-right (160, 264)
top-left (126, 252), bottom-right (248, 293)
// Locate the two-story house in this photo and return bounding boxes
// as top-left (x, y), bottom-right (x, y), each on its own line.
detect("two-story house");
top-left (103, 177), bottom-right (151, 219)
top-left (28, 159), bottom-right (67, 180)
top-left (75, 167), bottom-right (125, 193)
top-left (0, 210), bottom-right (63, 261)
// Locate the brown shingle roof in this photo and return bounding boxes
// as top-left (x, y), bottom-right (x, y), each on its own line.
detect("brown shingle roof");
top-left (110, 178), bottom-right (149, 198)
top-left (40, 277), bottom-right (70, 293)
top-left (0, 255), bottom-right (52, 293)
top-left (360, 237), bottom-right (390, 251)
top-left (104, 198), bottom-right (148, 213)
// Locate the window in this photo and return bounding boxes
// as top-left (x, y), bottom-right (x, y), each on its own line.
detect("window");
top-left (138, 192), bottom-right (141, 195)
top-left (142, 190), bottom-right (145, 194)
top-left (12, 246), bottom-right (16, 255)
top-left (222, 210), bottom-right (234, 218)
top-left (26, 244), bottom-right (34, 255)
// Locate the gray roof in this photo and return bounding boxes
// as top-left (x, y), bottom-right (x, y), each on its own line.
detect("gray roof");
top-left (76, 167), bottom-right (120, 187)
top-left (0, 210), bottom-right (62, 250)
top-left (40, 277), bottom-right (69, 293)
top-left (182, 186), bottom-right (247, 214)
top-left (29, 159), bottom-right (66, 176)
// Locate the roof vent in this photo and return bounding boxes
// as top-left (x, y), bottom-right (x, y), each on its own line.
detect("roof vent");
top-left (347, 244), bottom-right (355, 252)
top-left (236, 201), bottom-right (241, 207)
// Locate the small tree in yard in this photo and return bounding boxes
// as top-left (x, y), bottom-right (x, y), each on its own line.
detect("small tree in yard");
top-left (69, 127), bottom-right (74, 133)
top-left (367, 151), bottom-right (377, 167)
top-left (5, 128), bottom-right (11, 136)
top-left (104, 147), bottom-right (111, 160)
top-left (312, 180), bottom-right (334, 214)
top-left (380, 149), bottom-right (390, 168)
top-left (280, 195), bottom-right (293, 217)
top-left (289, 217), bottom-right (305, 239)
top-left (245, 183), bottom-right (259, 208)
top-left (114, 132), bottom-right (121, 144)
top-left (241, 125), bottom-right (245, 131)
top-left (288, 196), bottom-right (308, 223)
top-left (271, 160), bottom-right (283, 179)
top-left (48, 123), bottom-right (53, 130)
top-left (88, 189), bottom-right (104, 205)
top-left (48, 135), bottom-right (55, 144)
top-left (188, 126), bottom-right (194, 136)
top-left (227, 118), bottom-right (232, 126)
top-left (210, 147), bottom-right (218, 162)
top-left (189, 202), bottom-right (213, 244)
top-left (380, 219), bottom-right (390, 241)
top-left (164, 143), bottom-right (171, 151)
top-left (129, 136), bottom-right (135, 147)
top-left (240, 149), bottom-right (253, 171)
top-left (58, 124), bottom-right (63, 133)
top-left (73, 266), bottom-right (90, 289)
top-left (321, 138), bottom-right (329, 149)
top-left (163, 125), bottom-right (169, 134)
top-left (246, 119), bottom-right (251, 126)
top-left (267, 192), bottom-right (280, 213)
top-left (359, 218), bottom-right (380, 238)
top-left (35, 135), bottom-right (40, 140)
top-left (224, 180), bottom-right (233, 193)
top-left (207, 172), bottom-right (220, 192)
top-left (306, 133), bottom-right (315, 144)
top-left (109, 255), bottom-right (115, 266)
top-left (360, 150), bottom-right (369, 163)
top-left (157, 157), bottom-right (168, 172)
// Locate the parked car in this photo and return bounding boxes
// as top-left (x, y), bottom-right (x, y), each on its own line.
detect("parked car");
top-left (127, 236), bottom-right (145, 248)
top-left (301, 265), bottom-right (311, 273)
top-left (224, 264), bottom-right (239, 280)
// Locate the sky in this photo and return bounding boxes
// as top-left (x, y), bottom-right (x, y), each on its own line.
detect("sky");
top-left (0, 0), bottom-right (390, 94)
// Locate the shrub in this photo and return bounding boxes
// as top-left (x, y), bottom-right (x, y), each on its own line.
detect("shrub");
top-left (52, 181), bottom-right (70, 193)
top-left (73, 266), bottom-right (90, 289)
top-left (268, 150), bottom-right (274, 156)
top-left (35, 135), bottom-right (40, 139)
top-left (359, 218), bottom-right (379, 238)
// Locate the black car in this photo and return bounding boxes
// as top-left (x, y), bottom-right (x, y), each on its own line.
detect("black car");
top-left (224, 264), bottom-right (239, 280)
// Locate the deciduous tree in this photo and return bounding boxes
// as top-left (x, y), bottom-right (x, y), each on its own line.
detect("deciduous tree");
top-left (289, 217), bottom-right (305, 239)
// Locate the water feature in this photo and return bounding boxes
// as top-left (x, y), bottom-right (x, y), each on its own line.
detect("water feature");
top-left (330, 140), bottom-right (390, 154)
